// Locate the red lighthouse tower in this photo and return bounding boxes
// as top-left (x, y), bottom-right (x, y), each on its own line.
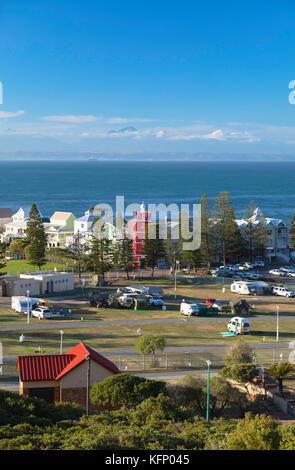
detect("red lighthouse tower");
top-left (132, 203), bottom-right (151, 268)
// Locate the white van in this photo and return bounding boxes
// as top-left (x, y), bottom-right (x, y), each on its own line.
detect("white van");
top-left (180, 300), bottom-right (199, 316)
top-left (227, 316), bottom-right (250, 335)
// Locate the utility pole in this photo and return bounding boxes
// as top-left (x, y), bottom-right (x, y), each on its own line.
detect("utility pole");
top-left (85, 355), bottom-right (90, 416)
top-left (276, 305), bottom-right (279, 342)
top-left (206, 360), bottom-right (212, 424)
top-left (59, 330), bottom-right (64, 354)
top-left (27, 290), bottom-right (30, 325)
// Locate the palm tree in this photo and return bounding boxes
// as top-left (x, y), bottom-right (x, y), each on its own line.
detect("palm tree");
top-left (266, 362), bottom-right (295, 395)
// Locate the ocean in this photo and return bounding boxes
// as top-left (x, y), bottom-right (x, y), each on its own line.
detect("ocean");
top-left (0, 160), bottom-right (294, 221)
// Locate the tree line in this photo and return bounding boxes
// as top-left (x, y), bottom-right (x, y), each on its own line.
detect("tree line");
top-left (1, 194), bottom-right (269, 277)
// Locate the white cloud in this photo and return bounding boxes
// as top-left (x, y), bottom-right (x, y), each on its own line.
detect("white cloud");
top-left (42, 115), bottom-right (155, 125)
top-left (42, 115), bottom-right (98, 123)
top-left (0, 110), bottom-right (24, 118)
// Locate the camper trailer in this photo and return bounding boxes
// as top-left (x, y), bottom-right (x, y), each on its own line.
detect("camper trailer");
top-left (11, 296), bottom-right (41, 314)
top-left (231, 281), bottom-right (269, 296)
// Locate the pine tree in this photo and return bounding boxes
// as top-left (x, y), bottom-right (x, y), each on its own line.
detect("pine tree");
top-left (141, 223), bottom-right (166, 277)
top-left (213, 192), bottom-right (244, 264)
top-left (200, 193), bottom-right (217, 269)
top-left (88, 236), bottom-right (113, 278)
top-left (176, 209), bottom-right (201, 273)
top-left (0, 242), bottom-right (7, 277)
top-left (25, 204), bottom-right (47, 269)
top-left (225, 207), bottom-right (246, 262)
top-left (113, 238), bottom-right (135, 280)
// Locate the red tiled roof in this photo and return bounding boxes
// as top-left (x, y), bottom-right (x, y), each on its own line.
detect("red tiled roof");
top-left (17, 342), bottom-right (120, 382)
top-left (17, 354), bottom-right (75, 382)
top-left (55, 342), bottom-right (120, 380)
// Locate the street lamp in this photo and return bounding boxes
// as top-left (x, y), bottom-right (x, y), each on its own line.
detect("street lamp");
top-left (59, 330), bottom-right (64, 354)
top-left (85, 354), bottom-right (90, 416)
top-left (276, 305), bottom-right (279, 342)
top-left (206, 359), bottom-right (212, 424)
top-left (27, 290), bottom-right (30, 325)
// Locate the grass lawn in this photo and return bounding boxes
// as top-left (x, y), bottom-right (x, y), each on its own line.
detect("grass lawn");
top-left (5, 259), bottom-right (68, 277)
top-left (2, 318), bottom-right (295, 358)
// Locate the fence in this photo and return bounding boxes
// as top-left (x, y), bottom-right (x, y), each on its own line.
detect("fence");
top-left (0, 346), bottom-right (293, 380)
top-left (103, 346), bottom-right (293, 373)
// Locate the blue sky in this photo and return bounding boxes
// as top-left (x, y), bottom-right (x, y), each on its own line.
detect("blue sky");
top-left (1, 0), bottom-right (295, 154)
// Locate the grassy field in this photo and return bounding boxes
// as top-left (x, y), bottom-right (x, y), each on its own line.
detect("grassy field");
top-left (1, 277), bottom-right (295, 356)
top-left (1, 318), bottom-right (295, 357)
top-left (4, 259), bottom-right (68, 277)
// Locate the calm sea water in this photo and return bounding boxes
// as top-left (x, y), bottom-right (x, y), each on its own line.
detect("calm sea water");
top-left (0, 161), bottom-right (294, 220)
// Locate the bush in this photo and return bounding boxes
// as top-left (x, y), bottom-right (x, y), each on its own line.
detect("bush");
top-left (90, 373), bottom-right (167, 409)
top-left (227, 412), bottom-right (281, 450)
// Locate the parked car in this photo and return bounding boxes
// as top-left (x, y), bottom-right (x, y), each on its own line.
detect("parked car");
top-left (180, 301), bottom-right (199, 316)
top-left (31, 307), bottom-right (52, 320)
top-left (238, 264), bottom-right (250, 271)
top-left (272, 286), bottom-right (295, 298)
top-left (148, 296), bottom-right (164, 307)
top-left (253, 260), bottom-right (265, 267)
top-left (242, 262), bottom-right (254, 269)
top-left (227, 316), bottom-right (250, 335)
top-left (269, 269), bottom-right (287, 276)
top-left (245, 272), bottom-right (260, 280)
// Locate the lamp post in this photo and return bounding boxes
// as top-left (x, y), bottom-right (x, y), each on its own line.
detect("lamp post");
top-left (206, 359), bottom-right (212, 424)
top-left (85, 354), bottom-right (90, 416)
top-left (276, 305), bottom-right (279, 342)
top-left (27, 290), bottom-right (30, 325)
top-left (59, 330), bottom-right (64, 354)
top-left (174, 270), bottom-right (177, 299)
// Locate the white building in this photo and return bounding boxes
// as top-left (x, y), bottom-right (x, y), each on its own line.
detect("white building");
top-left (236, 208), bottom-right (290, 262)
top-left (1, 207), bottom-right (31, 242)
top-left (20, 271), bottom-right (75, 295)
top-left (44, 212), bottom-right (75, 248)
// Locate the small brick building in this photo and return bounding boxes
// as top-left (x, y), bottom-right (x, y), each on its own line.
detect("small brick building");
top-left (17, 342), bottom-right (120, 408)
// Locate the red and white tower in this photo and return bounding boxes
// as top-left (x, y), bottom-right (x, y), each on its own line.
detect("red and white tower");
top-left (128, 203), bottom-right (151, 268)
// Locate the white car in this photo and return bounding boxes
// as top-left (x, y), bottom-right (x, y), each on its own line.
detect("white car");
top-left (148, 296), bottom-right (164, 307)
top-left (238, 265), bottom-right (249, 271)
top-left (242, 262), bottom-right (254, 269)
top-left (31, 307), bottom-right (52, 320)
top-left (272, 286), bottom-right (295, 298)
top-left (180, 301), bottom-right (199, 316)
top-left (269, 269), bottom-right (286, 277)
top-left (227, 317), bottom-right (250, 335)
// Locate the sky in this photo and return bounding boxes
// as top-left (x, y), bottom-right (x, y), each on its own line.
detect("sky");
top-left (1, 0), bottom-right (295, 155)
